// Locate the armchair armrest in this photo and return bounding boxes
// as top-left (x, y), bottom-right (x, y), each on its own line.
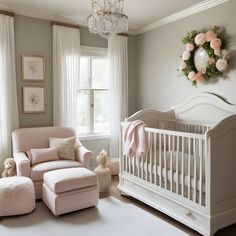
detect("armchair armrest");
top-left (76, 146), bottom-right (94, 169)
top-left (14, 152), bottom-right (31, 177)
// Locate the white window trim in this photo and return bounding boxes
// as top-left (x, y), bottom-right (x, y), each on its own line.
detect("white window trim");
top-left (78, 133), bottom-right (109, 141)
top-left (80, 46), bottom-right (107, 57)
top-left (78, 46), bottom-right (109, 141)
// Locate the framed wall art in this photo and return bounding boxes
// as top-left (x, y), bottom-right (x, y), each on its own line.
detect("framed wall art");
top-left (22, 55), bottom-right (45, 81)
top-left (23, 86), bottom-right (46, 113)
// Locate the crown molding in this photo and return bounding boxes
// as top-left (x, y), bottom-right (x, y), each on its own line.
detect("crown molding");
top-left (0, 2), bottom-right (89, 27)
top-left (136, 0), bottom-right (230, 35)
top-left (0, 0), bottom-right (230, 36)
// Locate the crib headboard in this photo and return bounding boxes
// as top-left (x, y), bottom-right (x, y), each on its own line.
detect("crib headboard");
top-left (174, 93), bottom-right (236, 124)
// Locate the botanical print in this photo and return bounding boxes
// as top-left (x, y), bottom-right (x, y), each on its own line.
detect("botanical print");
top-left (23, 86), bottom-right (45, 113)
top-left (27, 61), bottom-right (39, 75)
top-left (29, 92), bottom-right (40, 106)
top-left (22, 55), bottom-right (44, 81)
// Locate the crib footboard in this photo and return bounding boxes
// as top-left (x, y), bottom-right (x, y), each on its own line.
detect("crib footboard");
top-left (119, 125), bottom-right (212, 235)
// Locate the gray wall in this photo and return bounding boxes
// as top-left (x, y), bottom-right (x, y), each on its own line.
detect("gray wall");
top-left (15, 15), bottom-right (53, 128)
top-left (136, 0), bottom-right (236, 111)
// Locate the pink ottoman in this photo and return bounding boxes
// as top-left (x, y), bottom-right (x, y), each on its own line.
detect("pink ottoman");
top-left (42, 168), bottom-right (99, 216)
top-left (0, 177), bottom-right (35, 217)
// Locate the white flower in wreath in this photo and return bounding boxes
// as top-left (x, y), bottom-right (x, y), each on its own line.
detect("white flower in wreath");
top-left (216, 59), bottom-right (228, 71)
top-left (29, 92), bottom-right (40, 106)
top-left (222, 49), bottom-right (230, 60)
top-left (188, 71), bottom-right (196, 81)
top-left (182, 51), bottom-right (191, 61)
top-left (179, 61), bottom-right (187, 70)
top-left (194, 33), bottom-right (206, 45)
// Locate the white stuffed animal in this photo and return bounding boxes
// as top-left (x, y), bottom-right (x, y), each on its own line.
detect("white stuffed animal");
top-left (2, 158), bottom-right (16, 177)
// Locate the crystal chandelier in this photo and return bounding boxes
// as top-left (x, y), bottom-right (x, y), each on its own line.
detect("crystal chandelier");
top-left (88, 0), bottom-right (128, 38)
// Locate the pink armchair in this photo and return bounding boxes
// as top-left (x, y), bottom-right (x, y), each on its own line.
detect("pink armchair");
top-left (12, 126), bottom-right (94, 199)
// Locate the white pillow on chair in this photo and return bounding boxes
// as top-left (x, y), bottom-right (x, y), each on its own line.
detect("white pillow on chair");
top-left (49, 137), bottom-right (76, 160)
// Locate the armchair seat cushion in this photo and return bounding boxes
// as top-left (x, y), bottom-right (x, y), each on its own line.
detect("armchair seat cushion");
top-left (31, 160), bottom-right (83, 181)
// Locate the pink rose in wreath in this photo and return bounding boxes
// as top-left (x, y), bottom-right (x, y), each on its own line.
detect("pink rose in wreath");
top-left (214, 49), bottom-right (221, 56)
top-left (199, 67), bottom-right (206, 74)
top-left (210, 38), bottom-right (222, 50)
top-left (208, 57), bottom-right (215, 65)
top-left (216, 59), bottom-right (228, 71)
top-left (194, 33), bottom-right (206, 45)
top-left (186, 43), bottom-right (194, 52)
top-left (195, 72), bottom-right (205, 83)
top-left (205, 31), bottom-right (217, 42)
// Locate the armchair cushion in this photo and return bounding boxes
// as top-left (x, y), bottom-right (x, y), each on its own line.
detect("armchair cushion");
top-left (30, 148), bottom-right (59, 165)
top-left (31, 160), bottom-right (83, 181)
top-left (49, 137), bottom-right (76, 160)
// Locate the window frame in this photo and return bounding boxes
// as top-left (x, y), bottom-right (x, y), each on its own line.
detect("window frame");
top-left (77, 46), bottom-right (109, 140)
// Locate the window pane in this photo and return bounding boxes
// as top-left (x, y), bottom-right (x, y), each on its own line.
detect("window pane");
top-left (77, 90), bottom-right (90, 134)
top-left (92, 59), bottom-right (108, 89)
top-left (94, 90), bottom-right (109, 133)
top-left (79, 57), bottom-right (90, 89)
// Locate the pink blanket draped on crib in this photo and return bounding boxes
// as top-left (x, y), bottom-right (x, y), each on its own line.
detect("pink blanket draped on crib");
top-left (123, 120), bottom-right (149, 158)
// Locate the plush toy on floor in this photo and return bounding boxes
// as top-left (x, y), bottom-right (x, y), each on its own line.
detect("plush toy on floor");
top-left (2, 158), bottom-right (16, 177)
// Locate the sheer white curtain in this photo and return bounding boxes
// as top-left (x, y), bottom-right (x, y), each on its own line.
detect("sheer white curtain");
top-left (53, 25), bottom-right (80, 130)
top-left (108, 35), bottom-right (128, 159)
top-left (0, 14), bottom-right (19, 171)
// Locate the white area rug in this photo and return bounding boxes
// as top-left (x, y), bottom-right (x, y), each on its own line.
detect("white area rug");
top-left (0, 197), bottom-right (189, 236)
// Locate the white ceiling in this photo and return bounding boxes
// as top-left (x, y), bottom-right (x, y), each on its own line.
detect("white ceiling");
top-left (0, 0), bottom-right (216, 32)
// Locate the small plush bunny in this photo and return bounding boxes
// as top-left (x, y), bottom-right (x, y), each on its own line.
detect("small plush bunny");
top-left (2, 158), bottom-right (16, 177)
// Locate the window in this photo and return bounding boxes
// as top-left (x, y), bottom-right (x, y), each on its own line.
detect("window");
top-left (77, 47), bottom-right (109, 137)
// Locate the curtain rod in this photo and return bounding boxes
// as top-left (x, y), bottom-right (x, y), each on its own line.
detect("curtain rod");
top-left (0, 10), bottom-right (15, 17)
top-left (52, 21), bottom-right (80, 29)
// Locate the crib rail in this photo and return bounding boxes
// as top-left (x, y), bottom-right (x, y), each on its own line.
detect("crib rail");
top-left (158, 119), bottom-right (211, 134)
top-left (121, 125), bottom-right (207, 207)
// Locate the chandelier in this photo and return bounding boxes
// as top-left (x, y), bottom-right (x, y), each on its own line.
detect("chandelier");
top-left (88, 0), bottom-right (128, 38)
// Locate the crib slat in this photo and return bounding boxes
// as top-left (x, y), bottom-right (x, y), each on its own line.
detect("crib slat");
top-left (170, 135), bottom-right (174, 192)
top-left (132, 157), bottom-right (135, 176)
top-left (199, 139), bottom-right (203, 205)
top-left (159, 133), bottom-right (162, 187)
top-left (149, 132), bottom-right (153, 183)
top-left (181, 137), bottom-right (184, 197)
top-left (175, 135), bottom-right (179, 195)
top-left (164, 134), bottom-right (167, 189)
top-left (154, 133), bottom-right (157, 185)
top-left (193, 139), bottom-right (197, 203)
top-left (188, 137), bottom-right (191, 200)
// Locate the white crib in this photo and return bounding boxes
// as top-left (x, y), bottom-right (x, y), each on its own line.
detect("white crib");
top-left (119, 93), bottom-right (236, 236)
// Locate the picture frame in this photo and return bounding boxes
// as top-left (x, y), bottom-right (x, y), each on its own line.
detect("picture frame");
top-left (23, 86), bottom-right (46, 113)
top-left (22, 55), bottom-right (45, 81)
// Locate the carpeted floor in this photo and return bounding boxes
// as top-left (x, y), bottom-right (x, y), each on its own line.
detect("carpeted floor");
top-left (1, 177), bottom-right (236, 236)
top-left (1, 197), bottom-right (190, 236)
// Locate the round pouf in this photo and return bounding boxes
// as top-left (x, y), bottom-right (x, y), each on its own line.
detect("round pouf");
top-left (0, 177), bottom-right (35, 217)
top-left (106, 158), bottom-right (119, 175)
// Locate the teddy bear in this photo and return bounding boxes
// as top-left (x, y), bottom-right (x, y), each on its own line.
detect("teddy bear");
top-left (2, 158), bottom-right (16, 177)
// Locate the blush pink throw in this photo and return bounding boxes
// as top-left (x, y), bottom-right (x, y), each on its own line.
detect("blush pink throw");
top-left (123, 120), bottom-right (149, 158)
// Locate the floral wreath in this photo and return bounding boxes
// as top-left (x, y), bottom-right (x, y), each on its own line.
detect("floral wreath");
top-left (179, 26), bottom-right (230, 87)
